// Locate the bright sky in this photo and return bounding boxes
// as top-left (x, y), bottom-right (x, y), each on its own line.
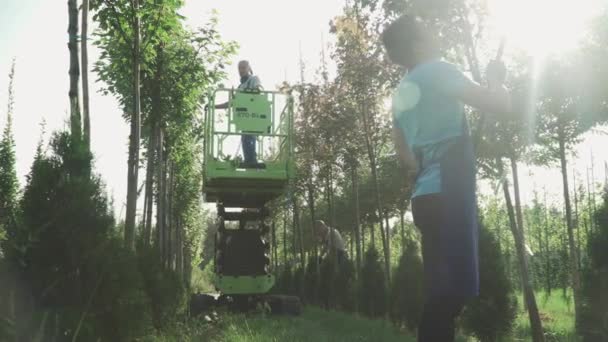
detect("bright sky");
top-left (0, 0), bottom-right (606, 220)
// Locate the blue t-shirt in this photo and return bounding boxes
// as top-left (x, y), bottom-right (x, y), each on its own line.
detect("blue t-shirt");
top-left (392, 59), bottom-right (469, 198)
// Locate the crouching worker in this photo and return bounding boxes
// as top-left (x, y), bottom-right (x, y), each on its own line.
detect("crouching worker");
top-left (314, 220), bottom-right (348, 265)
top-left (382, 15), bottom-right (511, 342)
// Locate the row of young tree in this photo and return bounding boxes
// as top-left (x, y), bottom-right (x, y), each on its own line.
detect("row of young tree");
top-left (0, 1), bottom-right (235, 340)
top-left (259, 0), bottom-right (608, 340)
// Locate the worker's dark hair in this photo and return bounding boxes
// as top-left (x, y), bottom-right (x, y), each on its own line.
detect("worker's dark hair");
top-left (381, 15), bottom-right (430, 67)
top-left (238, 60), bottom-right (253, 75)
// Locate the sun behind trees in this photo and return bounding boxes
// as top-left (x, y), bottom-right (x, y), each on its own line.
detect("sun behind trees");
top-left (0, 0), bottom-right (607, 341)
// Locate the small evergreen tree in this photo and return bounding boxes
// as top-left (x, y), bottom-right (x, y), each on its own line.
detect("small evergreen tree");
top-left (303, 255), bottom-right (320, 305)
top-left (579, 193), bottom-right (608, 341)
top-left (359, 247), bottom-right (387, 317)
top-left (0, 60), bottom-right (18, 230)
top-left (462, 222), bottom-right (517, 342)
top-left (390, 239), bottom-right (424, 332)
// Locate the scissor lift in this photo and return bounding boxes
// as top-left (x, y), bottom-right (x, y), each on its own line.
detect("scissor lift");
top-left (203, 88), bottom-right (295, 297)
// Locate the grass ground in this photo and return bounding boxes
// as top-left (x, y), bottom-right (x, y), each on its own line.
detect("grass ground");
top-left (217, 307), bottom-right (413, 342)
top-left (149, 290), bottom-right (575, 342)
top-left (512, 290), bottom-right (577, 342)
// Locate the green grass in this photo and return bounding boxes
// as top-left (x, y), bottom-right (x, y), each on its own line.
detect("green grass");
top-left (513, 290), bottom-right (577, 342)
top-left (147, 290), bottom-right (576, 342)
top-left (217, 307), bottom-right (413, 342)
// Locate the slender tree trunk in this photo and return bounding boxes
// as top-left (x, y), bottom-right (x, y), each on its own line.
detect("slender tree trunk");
top-left (125, 0), bottom-right (142, 249)
top-left (543, 189), bottom-right (552, 294)
top-left (361, 222), bottom-right (366, 253)
top-left (325, 173), bottom-right (335, 259)
top-left (586, 167), bottom-right (594, 234)
top-left (351, 166), bottom-right (362, 275)
top-left (591, 150), bottom-right (597, 230)
top-left (510, 156), bottom-right (526, 240)
top-left (400, 209), bottom-right (406, 250)
top-left (272, 219), bottom-right (278, 271)
top-left (144, 45), bottom-right (163, 247)
top-left (557, 130), bottom-right (582, 324)
top-left (498, 158), bottom-right (545, 342)
top-left (360, 101), bottom-right (390, 281)
top-left (143, 135), bottom-right (156, 246)
top-left (167, 161), bottom-right (175, 269)
top-left (573, 171), bottom-right (582, 269)
top-left (81, 0), bottom-right (91, 151)
top-left (283, 211), bottom-right (288, 266)
top-left (384, 213), bottom-right (391, 270)
top-left (176, 217), bottom-right (183, 277)
top-left (370, 222), bottom-right (375, 249)
top-left (67, 0), bottom-right (81, 140)
top-left (292, 207), bottom-right (297, 263)
top-left (307, 183), bottom-right (318, 258)
top-left (156, 126), bottom-right (165, 257)
top-left (294, 198), bottom-right (304, 267)
top-left (510, 155), bottom-right (531, 299)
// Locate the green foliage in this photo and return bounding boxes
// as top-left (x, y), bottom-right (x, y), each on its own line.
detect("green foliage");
top-left (303, 255), bottom-right (320, 305)
top-left (190, 261), bottom-right (215, 294)
top-left (389, 239), bottom-right (424, 332)
top-left (89, 237), bottom-right (153, 341)
top-left (138, 247), bottom-right (187, 330)
top-left (318, 256), bottom-right (337, 309)
top-left (0, 60), bottom-right (18, 229)
top-left (579, 193), bottom-right (608, 341)
top-left (317, 255), bottom-right (356, 311)
top-left (462, 222), bottom-right (518, 342)
top-left (0, 130), bottom-right (159, 341)
top-left (359, 247), bottom-right (387, 318)
top-left (274, 264), bottom-right (294, 296)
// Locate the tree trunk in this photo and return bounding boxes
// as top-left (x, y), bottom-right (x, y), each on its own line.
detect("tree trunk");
top-left (586, 167), bottom-right (594, 233)
top-left (294, 198), bottom-right (304, 267)
top-left (143, 134), bottom-right (156, 246)
top-left (400, 209), bottom-right (406, 251)
top-left (510, 155), bottom-right (531, 300)
top-left (361, 105), bottom-right (390, 281)
top-left (510, 156), bottom-right (526, 240)
top-left (307, 183), bottom-right (318, 258)
top-left (272, 219), bottom-right (278, 271)
top-left (557, 129), bottom-right (582, 324)
top-left (81, 0), bottom-right (90, 151)
top-left (351, 166), bottom-right (362, 275)
top-left (156, 126), bottom-right (165, 258)
top-left (67, 0), bottom-right (81, 141)
top-left (292, 206), bottom-right (297, 263)
top-left (124, 0), bottom-right (142, 249)
top-left (283, 211), bottom-right (288, 267)
top-left (591, 150), bottom-right (597, 230)
top-left (361, 222), bottom-right (366, 253)
top-left (573, 171), bottom-right (582, 269)
top-left (167, 161), bottom-right (175, 270)
top-left (183, 243), bottom-right (192, 288)
top-left (370, 222), bottom-right (375, 249)
top-left (325, 173), bottom-right (336, 260)
top-left (144, 45), bottom-right (163, 247)
top-left (176, 217), bottom-right (183, 277)
top-left (498, 158), bottom-right (545, 342)
top-left (543, 189), bottom-right (552, 294)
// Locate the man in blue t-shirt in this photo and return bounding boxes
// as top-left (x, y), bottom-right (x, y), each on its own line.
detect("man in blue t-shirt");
top-left (382, 16), bottom-right (511, 342)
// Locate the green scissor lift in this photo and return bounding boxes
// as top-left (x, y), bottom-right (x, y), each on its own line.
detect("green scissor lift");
top-left (203, 88), bottom-right (295, 297)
